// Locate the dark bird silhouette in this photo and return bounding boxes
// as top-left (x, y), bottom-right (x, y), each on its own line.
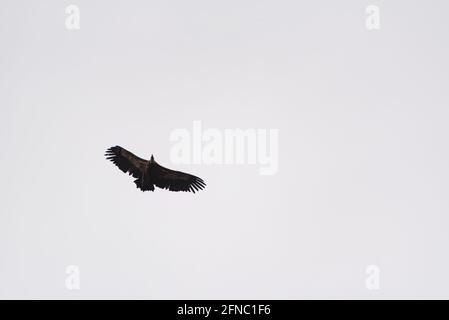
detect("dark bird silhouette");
top-left (105, 146), bottom-right (206, 193)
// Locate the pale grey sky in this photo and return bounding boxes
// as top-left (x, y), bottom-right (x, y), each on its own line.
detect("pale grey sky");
top-left (1, 0), bottom-right (449, 299)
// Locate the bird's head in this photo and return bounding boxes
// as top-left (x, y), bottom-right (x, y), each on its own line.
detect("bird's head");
top-left (150, 154), bottom-right (155, 163)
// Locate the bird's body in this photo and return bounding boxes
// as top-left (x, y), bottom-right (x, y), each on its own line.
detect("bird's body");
top-left (105, 146), bottom-right (206, 193)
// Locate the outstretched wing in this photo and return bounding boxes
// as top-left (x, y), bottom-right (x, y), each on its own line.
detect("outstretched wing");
top-left (151, 161), bottom-right (206, 193)
top-left (105, 146), bottom-right (147, 178)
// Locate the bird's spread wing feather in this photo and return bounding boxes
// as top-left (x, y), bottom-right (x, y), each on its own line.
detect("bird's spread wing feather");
top-left (151, 162), bottom-right (206, 193)
top-left (105, 146), bottom-right (147, 178)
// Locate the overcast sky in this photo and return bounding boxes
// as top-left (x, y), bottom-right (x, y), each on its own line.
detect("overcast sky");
top-left (1, 0), bottom-right (449, 299)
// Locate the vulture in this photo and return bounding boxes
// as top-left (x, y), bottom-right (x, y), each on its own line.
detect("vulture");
top-left (105, 146), bottom-right (206, 193)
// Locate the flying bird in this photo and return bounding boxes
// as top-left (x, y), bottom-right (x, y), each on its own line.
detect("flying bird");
top-left (105, 146), bottom-right (206, 193)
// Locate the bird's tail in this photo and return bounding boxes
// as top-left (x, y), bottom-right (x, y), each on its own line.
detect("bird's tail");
top-left (134, 178), bottom-right (155, 192)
